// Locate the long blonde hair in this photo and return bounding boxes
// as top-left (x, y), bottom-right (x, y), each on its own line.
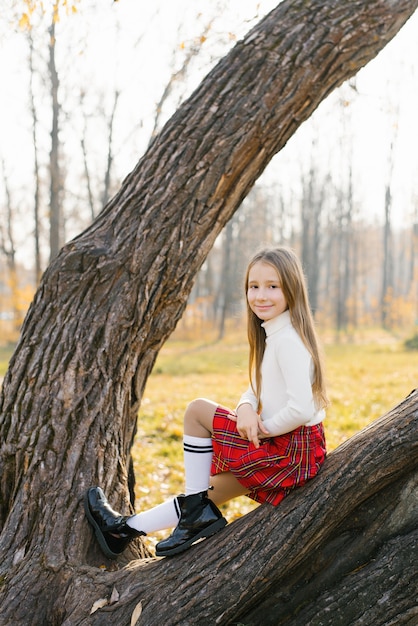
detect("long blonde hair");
top-left (245, 247), bottom-right (328, 411)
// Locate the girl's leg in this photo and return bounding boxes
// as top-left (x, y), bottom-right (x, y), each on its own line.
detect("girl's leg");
top-left (126, 497), bottom-right (180, 534)
top-left (183, 397), bottom-right (218, 437)
top-left (127, 398), bottom-right (219, 535)
top-left (127, 471), bottom-right (251, 534)
top-left (155, 400), bottom-right (237, 556)
top-left (209, 471), bottom-right (249, 506)
top-left (85, 399), bottom-right (244, 557)
top-left (182, 398), bottom-right (217, 495)
top-left (183, 398), bottom-right (249, 504)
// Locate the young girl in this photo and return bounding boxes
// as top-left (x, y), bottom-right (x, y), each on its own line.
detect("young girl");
top-left (85, 246), bottom-right (328, 558)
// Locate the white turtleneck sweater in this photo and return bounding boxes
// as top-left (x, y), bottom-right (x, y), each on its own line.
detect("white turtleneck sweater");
top-left (237, 310), bottom-right (325, 437)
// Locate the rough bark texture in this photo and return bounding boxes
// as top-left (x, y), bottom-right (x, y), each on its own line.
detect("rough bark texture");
top-left (1, 1), bottom-right (417, 624)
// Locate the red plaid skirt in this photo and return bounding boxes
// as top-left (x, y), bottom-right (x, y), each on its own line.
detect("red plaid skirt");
top-left (211, 406), bottom-right (326, 506)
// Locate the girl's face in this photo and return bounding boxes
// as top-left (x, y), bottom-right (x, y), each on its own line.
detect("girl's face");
top-left (247, 261), bottom-right (288, 322)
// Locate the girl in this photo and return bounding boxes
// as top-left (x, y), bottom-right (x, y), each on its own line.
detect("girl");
top-left (85, 247), bottom-right (328, 558)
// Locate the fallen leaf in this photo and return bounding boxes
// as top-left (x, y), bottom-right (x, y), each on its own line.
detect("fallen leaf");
top-left (130, 600), bottom-right (143, 626)
top-left (90, 598), bottom-right (108, 614)
top-left (109, 587), bottom-right (120, 605)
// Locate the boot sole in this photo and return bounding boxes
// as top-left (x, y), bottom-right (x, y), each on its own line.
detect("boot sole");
top-left (83, 491), bottom-right (123, 560)
top-left (155, 517), bottom-right (227, 557)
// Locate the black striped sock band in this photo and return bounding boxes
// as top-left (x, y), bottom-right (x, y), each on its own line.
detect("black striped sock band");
top-left (183, 442), bottom-right (213, 454)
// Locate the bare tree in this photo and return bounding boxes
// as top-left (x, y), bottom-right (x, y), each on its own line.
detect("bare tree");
top-left (149, 15), bottom-right (216, 140)
top-left (0, 160), bottom-right (19, 329)
top-left (80, 132), bottom-right (96, 222)
top-left (300, 142), bottom-right (329, 315)
top-left (381, 131), bottom-right (398, 327)
top-left (48, 15), bottom-right (63, 261)
top-left (101, 90), bottom-right (120, 210)
top-left (28, 31), bottom-right (43, 284)
top-left (1, 1), bottom-right (417, 624)
top-left (0, 162), bottom-right (16, 273)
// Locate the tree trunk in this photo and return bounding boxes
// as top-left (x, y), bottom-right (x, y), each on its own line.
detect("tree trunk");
top-left (48, 17), bottom-right (62, 261)
top-left (101, 91), bottom-right (120, 210)
top-left (28, 31), bottom-right (43, 284)
top-left (1, 1), bottom-right (417, 624)
top-left (300, 145), bottom-right (327, 315)
top-left (216, 220), bottom-right (233, 340)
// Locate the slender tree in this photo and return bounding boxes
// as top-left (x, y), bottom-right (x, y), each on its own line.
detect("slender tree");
top-left (28, 31), bottom-right (43, 284)
top-left (300, 142), bottom-right (328, 315)
top-left (0, 160), bottom-right (19, 329)
top-left (1, 1), bottom-right (417, 624)
top-left (381, 134), bottom-right (397, 327)
top-left (48, 14), bottom-right (63, 261)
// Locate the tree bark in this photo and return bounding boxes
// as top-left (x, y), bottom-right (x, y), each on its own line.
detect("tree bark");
top-left (1, 1), bottom-right (417, 624)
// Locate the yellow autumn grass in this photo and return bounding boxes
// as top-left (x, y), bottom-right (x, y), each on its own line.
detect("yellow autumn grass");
top-left (132, 328), bottom-right (418, 548)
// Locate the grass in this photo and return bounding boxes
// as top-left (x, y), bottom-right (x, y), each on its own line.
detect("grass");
top-left (0, 345), bottom-right (14, 377)
top-left (2, 330), bottom-right (417, 548)
top-left (324, 341), bottom-right (417, 448)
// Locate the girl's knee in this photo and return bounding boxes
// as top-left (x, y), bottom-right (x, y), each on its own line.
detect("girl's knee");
top-left (185, 398), bottom-right (209, 421)
top-left (186, 398), bottom-right (206, 413)
top-left (184, 398), bottom-right (217, 432)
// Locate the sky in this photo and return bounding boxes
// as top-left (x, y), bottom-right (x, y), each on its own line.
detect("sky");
top-left (268, 8), bottom-right (418, 227)
top-left (1, 0), bottom-right (418, 268)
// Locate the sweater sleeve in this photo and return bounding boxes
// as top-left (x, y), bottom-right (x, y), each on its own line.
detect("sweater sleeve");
top-left (236, 384), bottom-right (258, 412)
top-left (261, 334), bottom-right (318, 436)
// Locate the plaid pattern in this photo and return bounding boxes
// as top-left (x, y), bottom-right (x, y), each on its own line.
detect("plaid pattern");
top-left (211, 406), bottom-right (326, 506)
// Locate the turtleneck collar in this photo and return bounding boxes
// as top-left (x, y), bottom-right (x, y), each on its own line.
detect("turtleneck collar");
top-left (261, 309), bottom-right (291, 336)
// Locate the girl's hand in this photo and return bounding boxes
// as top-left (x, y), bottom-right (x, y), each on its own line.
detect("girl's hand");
top-left (236, 404), bottom-right (268, 448)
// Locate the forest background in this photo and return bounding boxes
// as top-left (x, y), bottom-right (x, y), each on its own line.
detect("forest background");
top-left (1, 0), bottom-right (418, 344)
top-left (1, 1), bottom-right (418, 553)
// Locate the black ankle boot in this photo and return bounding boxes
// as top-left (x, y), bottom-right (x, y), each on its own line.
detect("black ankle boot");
top-left (84, 486), bottom-right (145, 559)
top-left (155, 491), bottom-right (227, 557)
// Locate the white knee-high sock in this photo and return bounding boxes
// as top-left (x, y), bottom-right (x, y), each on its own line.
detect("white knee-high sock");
top-left (125, 435), bottom-right (213, 534)
top-left (183, 434), bottom-right (213, 496)
top-left (126, 497), bottom-right (181, 534)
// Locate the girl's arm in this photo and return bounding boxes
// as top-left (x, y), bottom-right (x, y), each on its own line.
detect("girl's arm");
top-left (236, 385), bottom-right (258, 411)
top-left (262, 335), bottom-right (322, 436)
